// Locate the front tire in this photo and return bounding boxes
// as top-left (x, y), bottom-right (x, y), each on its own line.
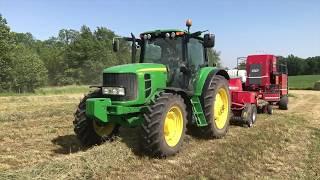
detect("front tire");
top-left (140, 92), bottom-right (187, 157)
top-left (73, 89), bottom-right (119, 147)
top-left (200, 75), bottom-right (231, 138)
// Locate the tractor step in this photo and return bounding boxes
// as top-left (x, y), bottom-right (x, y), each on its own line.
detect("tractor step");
top-left (190, 96), bottom-right (208, 127)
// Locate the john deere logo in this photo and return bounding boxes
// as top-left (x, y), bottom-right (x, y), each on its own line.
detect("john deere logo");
top-left (252, 68), bottom-right (260, 73)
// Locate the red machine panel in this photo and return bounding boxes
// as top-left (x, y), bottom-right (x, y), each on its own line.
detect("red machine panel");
top-left (263, 93), bottom-right (280, 102)
top-left (232, 91), bottom-right (256, 104)
top-left (279, 74), bottom-right (288, 96)
top-left (245, 54), bottom-right (275, 88)
top-left (229, 78), bottom-right (243, 93)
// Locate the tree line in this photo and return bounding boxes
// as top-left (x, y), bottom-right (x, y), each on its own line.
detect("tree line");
top-left (279, 55), bottom-right (320, 76)
top-left (237, 55), bottom-right (319, 76)
top-left (0, 14), bottom-right (132, 93)
top-left (0, 14), bottom-right (222, 93)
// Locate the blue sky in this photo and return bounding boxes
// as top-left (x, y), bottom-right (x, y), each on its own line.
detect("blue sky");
top-left (0, 0), bottom-right (319, 68)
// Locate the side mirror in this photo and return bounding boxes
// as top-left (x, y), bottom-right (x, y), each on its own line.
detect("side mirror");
top-left (204, 34), bottom-right (215, 48)
top-left (113, 39), bottom-right (119, 52)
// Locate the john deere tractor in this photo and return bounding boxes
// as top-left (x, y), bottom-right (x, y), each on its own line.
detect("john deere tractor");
top-left (74, 20), bottom-right (231, 157)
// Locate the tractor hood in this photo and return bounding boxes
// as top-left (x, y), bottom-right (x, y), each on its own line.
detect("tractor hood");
top-left (103, 63), bottom-right (167, 74)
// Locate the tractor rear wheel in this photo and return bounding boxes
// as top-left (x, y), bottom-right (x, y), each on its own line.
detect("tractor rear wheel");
top-left (279, 96), bottom-right (288, 110)
top-left (141, 92), bottom-right (187, 157)
top-left (200, 75), bottom-right (231, 138)
top-left (73, 89), bottom-right (119, 147)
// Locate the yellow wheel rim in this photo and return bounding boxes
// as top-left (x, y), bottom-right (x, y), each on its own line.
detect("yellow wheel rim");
top-left (164, 105), bottom-right (184, 147)
top-left (213, 88), bottom-right (229, 129)
top-left (93, 121), bottom-right (115, 137)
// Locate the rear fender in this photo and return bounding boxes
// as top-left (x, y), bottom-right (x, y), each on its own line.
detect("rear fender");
top-left (193, 67), bottom-right (230, 96)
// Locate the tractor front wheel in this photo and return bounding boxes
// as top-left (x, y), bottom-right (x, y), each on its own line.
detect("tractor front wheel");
top-left (73, 89), bottom-right (119, 147)
top-left (141, 92), bottom-right (187, 157)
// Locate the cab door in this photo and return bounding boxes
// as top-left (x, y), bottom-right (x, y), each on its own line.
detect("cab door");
top-left (185, 38), bottom-right (206, 90)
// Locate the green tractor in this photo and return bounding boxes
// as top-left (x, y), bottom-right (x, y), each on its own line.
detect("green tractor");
top-left (74, 20), bottom-right (231, 157)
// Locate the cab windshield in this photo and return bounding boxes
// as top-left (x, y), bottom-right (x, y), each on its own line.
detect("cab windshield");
top-left (142, 37), bottom-right (183, 64)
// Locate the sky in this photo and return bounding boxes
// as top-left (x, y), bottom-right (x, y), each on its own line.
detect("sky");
top-left (0, 0), bottom-right (319, 68)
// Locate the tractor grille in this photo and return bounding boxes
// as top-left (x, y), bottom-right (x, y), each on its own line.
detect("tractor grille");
top-left (103, 73), bottom-right (137, 101)
top-left (144, 74), bottom-right (152, 98)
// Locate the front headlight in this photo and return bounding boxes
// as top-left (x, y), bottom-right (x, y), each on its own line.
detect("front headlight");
top-left (102, 87), bottom-right (125, 96)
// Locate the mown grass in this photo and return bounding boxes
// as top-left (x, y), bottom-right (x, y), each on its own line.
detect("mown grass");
top-left (0, 91), bottom-right (319, 179)
top-left (289, 75), bottom-right (320, 90)
top-left (0, 113), bottom-right (317, 179)
top-left (307, 127), bottom-right (320, 178)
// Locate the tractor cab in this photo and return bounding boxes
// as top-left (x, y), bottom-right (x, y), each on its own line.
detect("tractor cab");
top-left (113, 20), bottom-right (215, 89)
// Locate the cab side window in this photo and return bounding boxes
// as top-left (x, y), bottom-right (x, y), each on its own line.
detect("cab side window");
top-left (187, 38), bottom-right (205, 70)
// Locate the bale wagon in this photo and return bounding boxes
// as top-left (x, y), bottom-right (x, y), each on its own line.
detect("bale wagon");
top-left (227, 55), bottom-right (289, 127)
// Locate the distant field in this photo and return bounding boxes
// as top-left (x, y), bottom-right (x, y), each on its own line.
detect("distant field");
top-left (1, 74), bottom-right (319, 96)
top-left (0, 85), bottom-right (91, 96)
top-left (34, 85), bottom-right (90, 95)
top-left (289, 75), bottom-right (320, 90)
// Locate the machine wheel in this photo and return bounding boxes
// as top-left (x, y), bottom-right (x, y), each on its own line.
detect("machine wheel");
top-left (251, 104), bottom-right (257, 124)
top-left (267, 104), bottom-right (273, 115)
top-left (241, 104), bottom-right (253, 128)
top-left (200, 75), bottom-right (231, 138)
top-left (73, 89), bottom-right (119, 147)
top-left (279, 96), bottom-right (288, 110)
top-left (141, 92), bottom-right (187, 157)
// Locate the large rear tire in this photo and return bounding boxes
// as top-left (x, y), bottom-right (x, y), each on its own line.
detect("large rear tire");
top-left (200, 75), bottom-right (231, 138)
top-left (140, 92), bottom-right (187, 157)
top-left (73, 89), bottom-right (119, 147)
top-left (279, 96), bottom-right (288, 110)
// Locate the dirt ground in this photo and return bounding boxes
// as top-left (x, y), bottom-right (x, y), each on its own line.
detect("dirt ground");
top-left (0, 90), bottom-right (319, 179)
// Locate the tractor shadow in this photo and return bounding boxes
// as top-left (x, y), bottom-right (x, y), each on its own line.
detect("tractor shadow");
top-left (230, 120), bottom-right (247, 127)
top-left (118, 127), bottom-right (144, 156)
top-left (50, 121), bottom-right (250, 156)
top-left (50, 128), bottom-right (144, 156)
top-left (51, 135), bottom-right (83, 154)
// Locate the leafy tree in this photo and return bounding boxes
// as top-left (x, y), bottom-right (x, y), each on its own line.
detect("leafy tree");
top-left (12, 32), bottom-right (35, 47)
top-left (277, 55), bottom-right (320, 75)
top-left (237, 62), bottom-right (246, 70)
top-left (37, 38), bottom-right (65, 85)
top-left (207, 48), bottom-right (221, 67)
top-left (63, 25), bottom-right (127, 85)
top-left (0, 14), bottom-right (14, 92)
top-left (305, 56), bottom-right (320, 75)
top-left (10, 46), bottom-right (48, 92)
top-left (58, 29), bottom-right (79, 45)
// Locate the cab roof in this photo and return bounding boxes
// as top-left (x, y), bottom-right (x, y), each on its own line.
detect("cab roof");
top-left (141, 29), bottom-right (187, 35)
